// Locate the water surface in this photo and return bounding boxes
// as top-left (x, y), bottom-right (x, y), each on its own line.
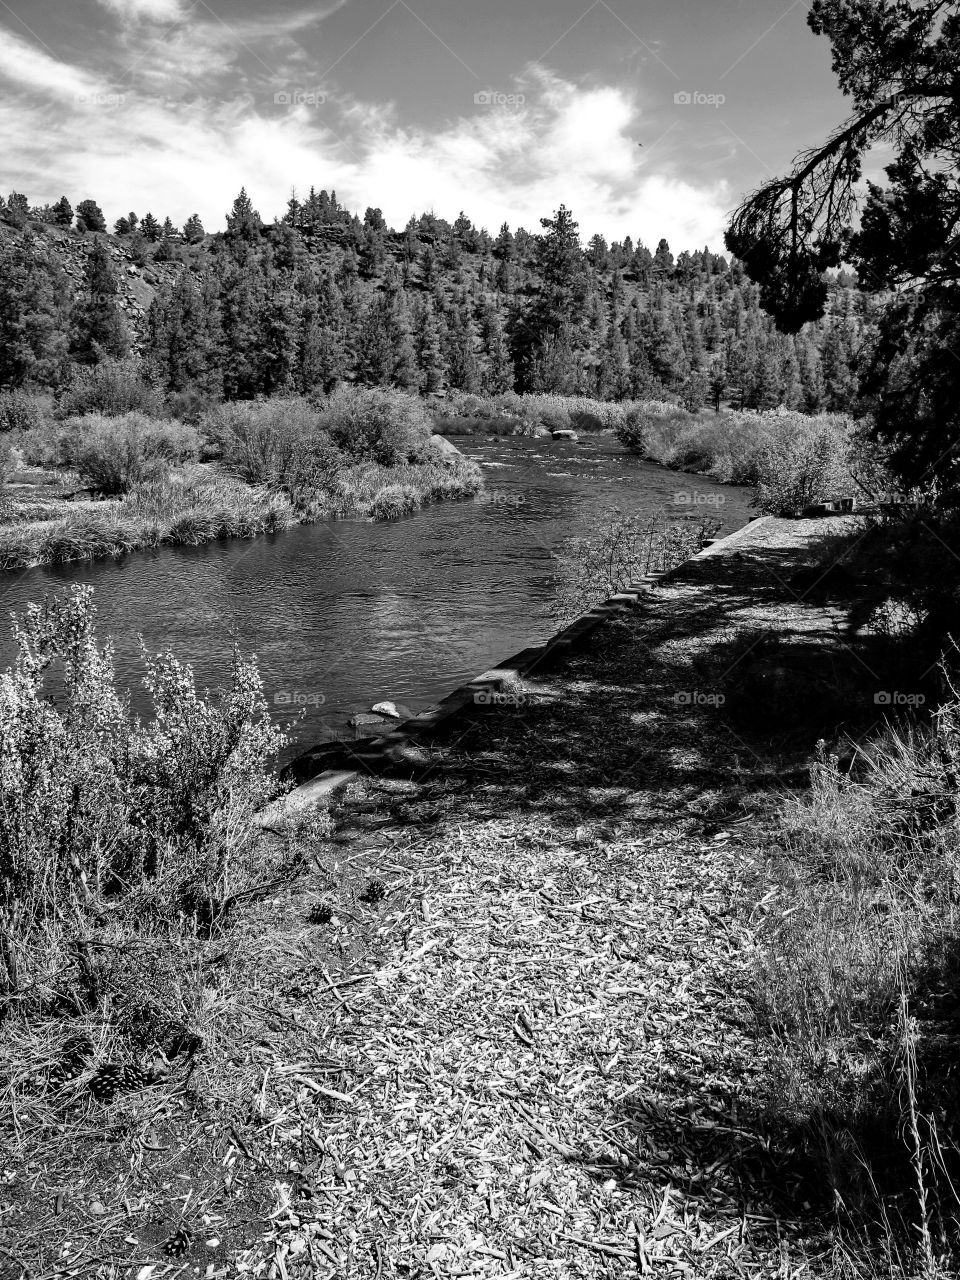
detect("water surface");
top-left (0, 435), bottom-right (752, 754)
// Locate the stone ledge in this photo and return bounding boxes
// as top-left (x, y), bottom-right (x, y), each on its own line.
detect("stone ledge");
top-left (261, 515), bottom-right (768, 823)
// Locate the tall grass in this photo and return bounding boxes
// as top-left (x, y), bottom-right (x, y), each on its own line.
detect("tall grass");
top-left (0, 471), bottom-right (298, 570)
top-left (753, 691), bottom-right (960, 1268)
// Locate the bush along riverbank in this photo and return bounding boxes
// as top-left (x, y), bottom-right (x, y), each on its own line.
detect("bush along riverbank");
top-left (427, 389), bottom-right (882, 520)
top-left (0, 384), bottom-right (482, 570)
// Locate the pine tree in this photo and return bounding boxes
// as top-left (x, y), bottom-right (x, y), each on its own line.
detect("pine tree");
top-left (68, 242), bottom-right (128, 364)
top-left (183, 213), bottom-right (205, 243)
top-left (412, 296), bottom-right (445, 393)
top-left (52, 196), bottom-right (73, 228)
top-left (259, 280), bottom-right (299, 395)
top-left (652, 238), bottom-right (674, 278)
top-left (145, 270), bottom-right (218, 395)
top-left (479, 302), bottom-right (513, 394)
top-left (597, 310), bottom-right (630, 400)
top-left (5, 192), bottom-right (30, 229)
top-left (218, 258), bottom-right (267, 397)
top-left (0, 233), bottom-right (71, 385)
top-left (299, 270), bottom-right (347, 393)
top-left (442, 296), bottom-right (479, 393)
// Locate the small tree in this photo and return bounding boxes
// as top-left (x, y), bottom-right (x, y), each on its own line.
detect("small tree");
top-left (183, 213), bottom-right (205, 243)
top-left (5, 192), bottom-right (29, 230)
top-left (52, 196), bottom-right (73, 228)
top-left (75, 199), bottom-right (106, 233)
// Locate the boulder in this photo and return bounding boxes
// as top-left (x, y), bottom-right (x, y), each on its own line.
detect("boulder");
top-left (430, 434), bottom-right (463, 458)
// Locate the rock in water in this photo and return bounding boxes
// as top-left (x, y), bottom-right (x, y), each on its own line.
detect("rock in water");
top-left (371, 701), bottom-right (410, 720)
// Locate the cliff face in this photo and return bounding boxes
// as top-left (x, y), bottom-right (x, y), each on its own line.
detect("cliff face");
top-left (0, 221), bottom-right (200, 354)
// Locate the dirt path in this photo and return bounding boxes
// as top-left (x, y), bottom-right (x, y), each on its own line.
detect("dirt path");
top-left (229, 513), bottom-right (867, 1279)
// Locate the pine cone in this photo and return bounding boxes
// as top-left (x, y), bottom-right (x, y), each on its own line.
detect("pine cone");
top-left (89, 1063), bottom-right (124, 1103)
top-left (361, 877), bottom-right (387, 904)
top-left (163, 1226), bottom-right (193, 1258)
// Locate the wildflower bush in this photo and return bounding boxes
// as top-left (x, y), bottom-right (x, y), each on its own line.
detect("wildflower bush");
top-left (0, 586), bottom-right (288, 1017)
top-left (753, 413), bottom-right (852, 515)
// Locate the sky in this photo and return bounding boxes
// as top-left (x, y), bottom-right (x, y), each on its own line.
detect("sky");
top-left (0, 0), bottom-right (853, 249)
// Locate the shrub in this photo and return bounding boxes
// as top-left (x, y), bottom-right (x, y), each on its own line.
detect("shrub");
top-left (58, 359), bottom-right (164, 418)
top-left (0, 389), bottom-right (50, 434)
top-left (207, 398), bottom-right (345, 507)
top-left (554, 509), bottom-right (720, 619)
top-left (207, 397), bottom-right (317, 481)
top-left (753, 413), bottom-right (852, 515)
top-left (63, 413), bottom-right (201, 494)
top-left (614, 401), bottom-right (695, 455)
top-left (319, 386), bottom-right (433, 466)
top-left (0, 585), bottom-right (287, 1017)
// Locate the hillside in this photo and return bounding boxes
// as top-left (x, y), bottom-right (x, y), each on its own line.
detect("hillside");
top-left (0, 190), bottom-right (874, 416)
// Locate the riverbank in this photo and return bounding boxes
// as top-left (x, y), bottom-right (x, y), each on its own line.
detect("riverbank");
top-left (0, 445), bottom-right (482, 570)
top-left (8, 510), bottom-right (945, 1278)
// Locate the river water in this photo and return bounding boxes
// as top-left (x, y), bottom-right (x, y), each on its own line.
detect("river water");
top-left (0, 434), bottom-right (752, 754)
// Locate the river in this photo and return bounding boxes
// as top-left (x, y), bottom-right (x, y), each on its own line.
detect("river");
top-left (0, 433), bottom-right (752, 754)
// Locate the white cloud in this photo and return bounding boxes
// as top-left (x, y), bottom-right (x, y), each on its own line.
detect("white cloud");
top-left (0, 37), bottom-right (729, 247)
top-left (96, 0), bottom-right (185, 23)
